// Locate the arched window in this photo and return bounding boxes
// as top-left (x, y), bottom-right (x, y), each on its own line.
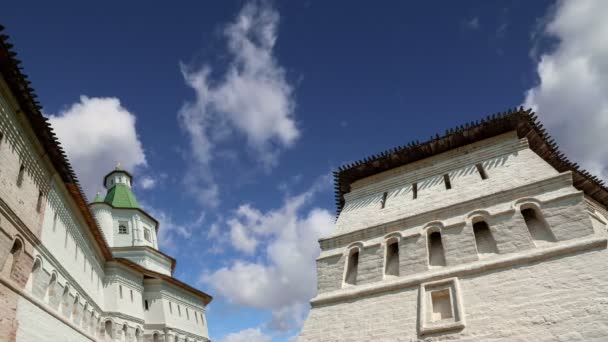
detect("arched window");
top-left (45, 272), bottom-right (57, 302)
top-left (62, 285), bottom-right (70, 309)
top-left (72, 294), bottom-right (80, 320)
top-left (385, 238), bottom-right (399, 276)
top-left (344, 247), bottom-right (359, 285)
top-left (428, 231), bottom-right (446, 267)
top-left (153, 332), bottom-right (160, 342)
top-left (473, 220), bottom-right (498, 255)
top-left (521, 207), bottom-right (555, 244)
top-left (143, 228), bottom-right (151, 242)
top-left (28, 257), bottom-right (42, 292)
top-left (135, 328), bottom-right (142, 342)
top-left (1, 238), bottom-right (23, 280)
top-left (104, 320), bottom-right (113, 339)
top-left (121, 324), bottom-right (128, 342)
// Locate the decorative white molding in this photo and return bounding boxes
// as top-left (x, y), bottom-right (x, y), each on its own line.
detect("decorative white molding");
top-left (418, 277), bottom-right (465, 335)
top-left (0, 275), bottom-right (97, 341)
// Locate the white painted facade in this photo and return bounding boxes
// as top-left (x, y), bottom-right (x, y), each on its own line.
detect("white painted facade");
top-left (0, 66), bottom-right (211, 342)
top-left (299, 132), bottom-right (608, 341)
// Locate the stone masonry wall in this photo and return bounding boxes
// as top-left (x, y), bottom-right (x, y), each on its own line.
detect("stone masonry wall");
top-left (300, 245), bottom-right (608, 342)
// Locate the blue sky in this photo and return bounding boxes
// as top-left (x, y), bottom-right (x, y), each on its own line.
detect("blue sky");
top-left (3, 1), bottom-right (608, 341)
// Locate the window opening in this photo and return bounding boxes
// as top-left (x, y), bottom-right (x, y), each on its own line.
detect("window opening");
top-left (443, 174), bottom-right (452, 190)
top-left (17, 164), bottom-right (25, 187)
top-left (522, 208), bottom-right (556, 244)
top-left (380, 191), bottom-right (388, 209)
top-left (344, 248), bottom-right (359, 285)
top-left (473, 221), bottom-right (498, 255)
top-left (428, 231), bottom-right (446, 267)
top-left (385, 240), bottom-right (399, 276)
top-left (475, 163), bottom-right (488, 180)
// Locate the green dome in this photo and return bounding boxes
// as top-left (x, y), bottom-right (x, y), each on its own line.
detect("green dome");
top-left (103, 184), bottom-right (140, 209)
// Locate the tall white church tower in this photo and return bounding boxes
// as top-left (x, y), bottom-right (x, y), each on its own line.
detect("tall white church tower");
top-left (90, 167), bottom-right (171, 276)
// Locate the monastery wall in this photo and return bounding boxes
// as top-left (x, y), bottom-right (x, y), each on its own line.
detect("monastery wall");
top-left (301, 134), bottom-right (608, 341)
top-left (300, 245), bottom-right (608, 341)
top-left (0, 76), bottom-right (49, 341)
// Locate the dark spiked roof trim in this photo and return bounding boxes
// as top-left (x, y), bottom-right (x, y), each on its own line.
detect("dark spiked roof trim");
top-left (0, 26), bottom-right (112, 259)
top-left (334, 107), bottom-right (608, 215)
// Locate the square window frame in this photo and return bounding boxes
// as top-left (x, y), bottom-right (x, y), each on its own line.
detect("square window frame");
top-left (418, 277), bottom-right (465, 335)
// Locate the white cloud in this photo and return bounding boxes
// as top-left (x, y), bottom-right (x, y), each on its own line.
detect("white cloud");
top-left (178, 1), bottom-right (298, 206)
top-left (139, 176), bottom-right (157, 190)
top-left (49, 96), bottom-right (147, 198)
top-left (466, 17), bottom-right (479, 30)
top-left (524, 0), bottom-right (608, 180)
top-left (220, 328), bottom-right (271, 342)
top-left (202, 177), bottom-right (334, 331)
top-left (144, 204), bottom-right (205, 252)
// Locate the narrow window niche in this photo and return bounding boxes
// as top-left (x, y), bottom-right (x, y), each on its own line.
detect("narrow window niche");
top-left (419, 278), bottom-right (465, 335)
top-left (344, 247), bottom-right (360, 286)
top-left (428, 231), bottom-right (447, 267)
top-left (36, 191), bottom-right (44, 213)
top-left (443, 174), bottom-right (452, 190)
top-left (412, 183), bottom-right (418, 199)
top-left (16, 164), bottom-right (25, 187)
top-left (384, 238), bottom-right (399, 277)
top-left (472, 220), bottom-right (498, 256)
top-left (475, 163), bottom-right (488, 180)
top-left (521, 207), bottom-right (556, 245)
top-left (380, 191), bottom-right (388, 209)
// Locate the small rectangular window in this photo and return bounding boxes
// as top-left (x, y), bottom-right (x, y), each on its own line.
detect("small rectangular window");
top-left (52, 212), bottom-right (58, 232)
top-left (118, 223), bottom-right (128, 234)
top-left (17, 164), bottom-right (25, 187)
top-left (178, 305), bottom-right (182, 317)
top-left (144, 300), bottom-right (149, 311)
top-left (169, 302), bottom-right (173, 314)
top-left (443, 174), bottom-right (452, 190)
top-left (380, 192), bottom-right (388, 209)
top-left (119, 285), bottom-right (123, 299)
top-left (419, 278), bottom-right (465, 335)
top-left (195, 311), bottom-right (199, 323)
top-left (36, 191), bottom-right (44, 212)
top-left (431, 289), bottom-right (453, 321)
top-left (186, 308), bottom-right (190, 320)
top-left (130, 289), bottom-right (133, 302)
top-left (412, 183), bottom-right (418, 199)
top-left (475, 163), bottom-right (488, 180)
top-left (144, 228), bottom-right (151, 242)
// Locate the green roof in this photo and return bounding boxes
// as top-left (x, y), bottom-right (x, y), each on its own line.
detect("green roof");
top-left (92, 192), bottom-right (104, 203)
top-left (103, 184), bottom-right (140, 209)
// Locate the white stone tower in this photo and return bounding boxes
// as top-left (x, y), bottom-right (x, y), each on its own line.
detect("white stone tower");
top-left (299, 109), bottom-right (608, 341)
top-left (90, 166), bottom-right (171, 276)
